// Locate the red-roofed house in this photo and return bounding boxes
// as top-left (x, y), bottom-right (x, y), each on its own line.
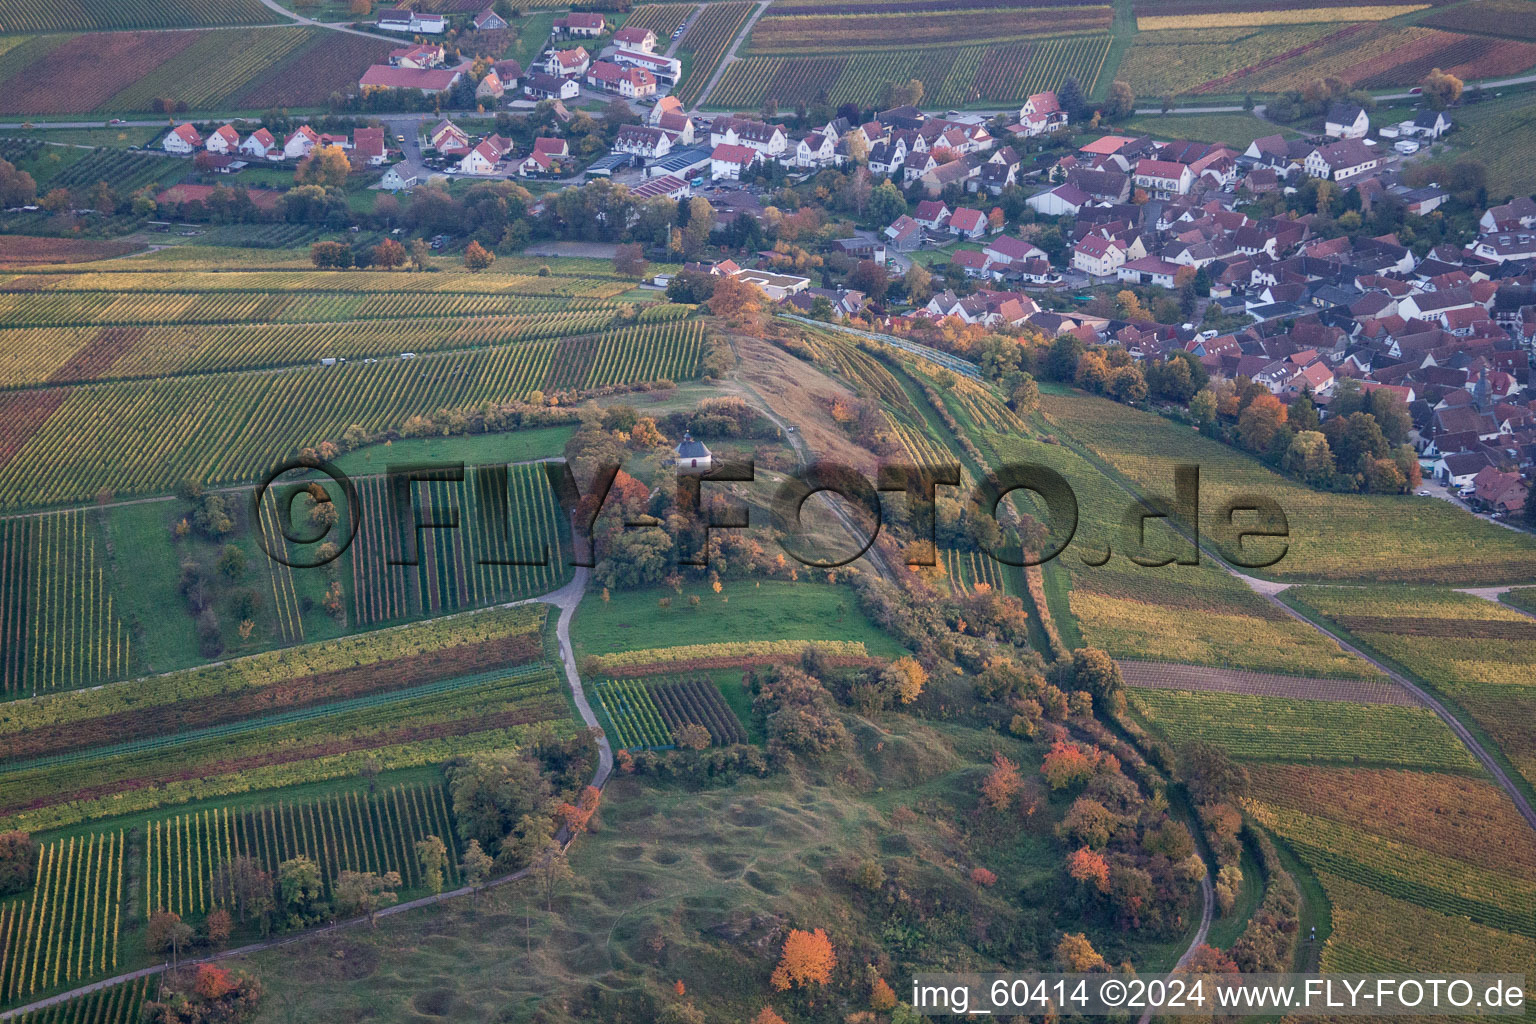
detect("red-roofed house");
top-left (205, 124), bottom-right (239, 155)
top-left (532, 137), bottom-right (568, 158)
top-left (613, 25), bottom-right (656, 51)
top-left (585, 61), bottom-right (656, 97)
top-left (239, 128), bottom-right (276, 161)
top-left (1133, 159), bottom-right (1193, 197)
top-left (1116, 255), bottom-right (1180, 288)
top-left (946, 207), bottom-right (987, 239)
top-left (1471, 466), bottom-right (1529, 514)
top-left (710, 143), bottom-right (759, 180)
top-left (389, 43), bottom-right (444, 68)
top-left (162, 123), bottom-right (203, 155)
top-left (353, 126), bottom-right (386, 166)
top-left (518, 150), bottom-right (555, 176)
top-left (1286, 360), bottom-right (1336, 396)
top-left (1073, 234), bottom-right (1128, 277)
top-left (554, 11), bottom-right (604, 35)
top-left (949, 249), bottom-right (991, 277)
top-left (459, 134), bottom-right (512, 175)
top-left (431, 119), bottom-right (470, 153)
top-left (546, 46), bottom-right (590, 76)
top-left (913, 199), bottom-right (950, 230)
top-left (284, 125), bottom-right (319, 160)
top-left (983, 234), bottom-right (1045, 267)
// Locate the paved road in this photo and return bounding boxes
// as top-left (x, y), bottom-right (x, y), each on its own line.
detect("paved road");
top-left (1136, 71), bottom-right (1536, 116)
top-left (688, 0), bottom-right (773, 113)
top-left (251, 0), bottom-right (405, 42)
top-left (663, 3), bottom-right (704, 59)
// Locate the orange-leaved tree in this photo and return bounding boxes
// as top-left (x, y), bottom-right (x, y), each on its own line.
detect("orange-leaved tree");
top-left (770, 927), bottom-right (836, 991)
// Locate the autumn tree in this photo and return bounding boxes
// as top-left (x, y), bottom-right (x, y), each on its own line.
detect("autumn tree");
top-left (871, 976), bottom-right (898, 1011)
top-left (903, 261), bottom-right (933, 305)
top-left (205, 908), bottom-right (233, 947)
top-left (147, 910), bottom-right (195, 962)
top-left (673, 722), bottom-right (712, 750)
top-left (1420, 67), bottom-right (1463, 110)
top-left (295, 146), bottom-right (350, 187)
top-left (310, 240), bottom-right (350, 269)
top-left (1237, 392), bottom-right (1287, 452)
top-left (979, 753), bottom-right (1023, 812)
top-left (706, 275), bottom-right (764, 319)
top-left (1056, 931), bottom-right (1107, 971)
top-left (213, 856), bottom-right (273, 926)
top-left (1041, 740), bottom-right (1097, 790)
top-left (770, 927), bottom-right (837, 991)
top-left (614, 241), bottom-right (648, 279)
top-left (1074, 350), bottom-right (1110, 393)
top-left (1070, 647), bottom-right (1123, 710)
top-left (463, 240), bottom-right (496, 271)
top-left (373, 237), bottom-right (406, 270)
top-left (1066, 846), bottom-right (1111, 892)
top-left (335, 870), bottom-right (401, 926)
top-left (887, 656), bottom-right (927, 704)
top-left (415, 835), bottom-right (448, 894)
top-left (752, 1010), bottom-right (788, 1024)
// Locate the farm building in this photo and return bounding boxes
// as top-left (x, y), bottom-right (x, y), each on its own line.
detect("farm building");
top-left (732, 269), bottom-right (810, 301)
top-left (359, 64), bottom-right (463, 94)
top-left (377, 8), bottom-right (444, 32)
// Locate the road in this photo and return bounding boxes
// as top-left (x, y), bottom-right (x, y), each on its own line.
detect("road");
top-left (662, 3), bottom-right (704, 59)
top-left (688, 0), bottom-right (773, 113)
top-left (251, 0), bottom-right (407, 42)
top-left (1135, 70), bottom-right (1536, 116)
top-left (1136, 874), bottom-right (1214, 1024)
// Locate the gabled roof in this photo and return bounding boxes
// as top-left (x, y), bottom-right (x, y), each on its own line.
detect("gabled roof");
top-left (948, 207), bottom-right (985, 232)
top-left (710, 143), bottom-right (757, 164)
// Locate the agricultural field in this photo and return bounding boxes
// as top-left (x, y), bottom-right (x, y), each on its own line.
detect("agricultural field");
top-left (748, 5), bottom-right (1111, 52)
top-left (712, 34), bottom-right (1112, 108)
top-left (672, 0), bottom-right (752, 106)
top-left (1135, 4), bottom-right (1424, 29)
top-left (0, 298), bottom-right (705, 509)
top-left (1286, 586), bottom-right (1536, 793)
top-left (1118, 660), bottom-right (1414, 703)
top-left (0, 509), bottom-right (133, 697)
top-left (595, 675), bottom-right (749, 749)
top-left (1114, 23), bottom-right (1343, 96)
top-left (345, 463), bottom-right (572, 627)
top-left (0, 140), bottom-right (185, 195)
top-left (1206, 21), bottom-right (1536, 92)
top-left (0, 28), bottom-right (388, 114)
top-left (1421, 0), bottom-right (1536, 40)
top-left (622, 2), bottom-right (696, 38)
top-left (1442, 89), bottom-right (1536, 199)
top-left (1119, 111), bottom-right (1299, 146)
top-left (1126, 688), bottom-right (1481, 770)
top-left (0, 0), bottom-right (272, 33)
top-left (1038, 393), bottom-right (1536, 584)
top-left (0, 831), bottom-right (126, 1003)
top-left (3, 976), bottom-right (149, 1024)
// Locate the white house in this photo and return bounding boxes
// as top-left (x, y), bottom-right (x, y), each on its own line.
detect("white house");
top-left (523, 72), bottom-right (579, 101)
top-left (377, 8), bottom-right (443, 32)
top-left (380, 164), bottom-right (417, 191)
top-left (788, 131), bottom-right (836, 168)
top-left (205, 124), bottom-right (239, 154)
top-left (612, 26), bottom-right (656, 51)
top-left (674, 432), bottom-right (713, 474)
top-left (239, 128), bottom-right (277, 160)
top-left (162, 123), bottom-right (203, 154)
top-left (1073, 235), bottom-right (1128, 277)
top-left (553, 11), bottom-right (604, 35)
top-left (1304, 139), bottom-right (1378, 181)
top-left (710, 143), bottom-right (758, 180)
top-left (946, 207), bottom-right (987, 239)
top-left (458, 135), bottom-right (510, 175)
top-left (1412, 109), bottom-right (1452, 139)
top-left (1324, 102), bottom-right (1370, 139)
top-left (983, 235), bottom-right (1044, 268)
top-left (284, 125), bottom-right (320, 160)
top-left (1117, 256), bottom-right (1180, 289)
top-left (709, 117), bottom-right (787, 157)
top-left (614, 124), bottom-right (672, 159)
top-left (546, 46), bottom-right (590, 77)
top-left (1133, 158), bottom-right (1193, 198)
top-left (732, 268), bottom-right (810, 301)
